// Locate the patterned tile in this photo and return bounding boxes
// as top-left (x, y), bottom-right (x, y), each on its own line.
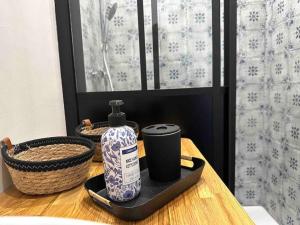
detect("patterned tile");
top-left (270, 53), bottom-right (289, 83)
top-left (287, 84), bottom-right (300, 118)
top-left (284, 147), bottom-right (300, 184)
top-left (238, 110), bottom-right (264, 136)
top-left (240, 3), bottom-right (266, 30)
top-left (281, 206), bottom-right (300, 225)
top-left (235, 183), bottom-right (263, 206)
top-left (265, 191), bottom-right (282, 223)
top-left (286, 116), bottom-right (300, 148)
top-left (271, 23), bottom-right (289, 55)
top-left (238, 57), bottom-right (265, 84)
top-left (268, 139), bottom-right (285, 167)
top-left (237, 84), bottom-right (264, 110)
top-left (289, 16), bottom-right (300, 50)
top-left (159, 60), bottom-right (188, 89)
top-left (288, 49), bottom-right (300, 83)
top-left (237, 135), bottom-right (264, 160)
top-left (239, 30), bottom-right (266, 58)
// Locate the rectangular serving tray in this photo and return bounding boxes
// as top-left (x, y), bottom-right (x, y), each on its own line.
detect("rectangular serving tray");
top-left (85, 155), bottom-right (205, 221)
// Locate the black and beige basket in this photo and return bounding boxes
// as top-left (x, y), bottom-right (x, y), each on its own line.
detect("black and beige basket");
top-left (75, 119), bottom-right (139, 162)
top-left (1, 136), bottom-right (95, 195)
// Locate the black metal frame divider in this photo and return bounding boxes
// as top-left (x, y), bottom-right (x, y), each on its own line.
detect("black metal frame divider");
top-left (224, 0), bottom-right (237, 192)
top-left (151, 0), bottom-right (160, 89)
top-left (54, 0), bottom-right (236, 191)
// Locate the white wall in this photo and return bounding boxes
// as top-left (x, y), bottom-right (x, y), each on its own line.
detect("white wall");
top-left (0, 0), bottom-right (66, 192)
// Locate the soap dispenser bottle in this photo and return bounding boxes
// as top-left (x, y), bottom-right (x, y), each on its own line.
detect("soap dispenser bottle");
top-left (101, 100), bottom-right (141, 202)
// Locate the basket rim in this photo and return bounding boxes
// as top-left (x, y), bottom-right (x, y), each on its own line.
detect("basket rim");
top-left (1, 136), bottom-right (95, 172)
top-left (75, 120), bottom-right (139, 141)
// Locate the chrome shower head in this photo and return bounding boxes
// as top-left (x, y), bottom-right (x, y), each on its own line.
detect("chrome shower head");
top-left (106, 2), bottom-right (118, 21)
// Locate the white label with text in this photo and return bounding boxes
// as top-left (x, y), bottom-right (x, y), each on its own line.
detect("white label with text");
top-left (120, 144), bottom-right (140, 185)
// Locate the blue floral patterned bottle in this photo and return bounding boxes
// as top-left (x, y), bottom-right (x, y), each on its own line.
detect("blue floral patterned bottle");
top-left (101, 100), bottom-right (141, 202)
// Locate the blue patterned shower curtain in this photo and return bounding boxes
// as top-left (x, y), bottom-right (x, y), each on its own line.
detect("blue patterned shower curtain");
top-left (236, 0), bottom-right (300, 224)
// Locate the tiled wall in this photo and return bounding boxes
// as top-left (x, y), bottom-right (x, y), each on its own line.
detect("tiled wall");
top-left (236, 0), bottom-right (300, 224)
top-left (80, 0), bottom-right (213, 92)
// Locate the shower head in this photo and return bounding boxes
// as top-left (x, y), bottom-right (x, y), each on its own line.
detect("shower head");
top-left (100, 2), bottom-right (118, 92)
top-left (106, 2), bottom-right (118, 21)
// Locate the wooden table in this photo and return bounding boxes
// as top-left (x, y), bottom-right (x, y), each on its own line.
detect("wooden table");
top-left (0, 138), bottom-right (253, 225)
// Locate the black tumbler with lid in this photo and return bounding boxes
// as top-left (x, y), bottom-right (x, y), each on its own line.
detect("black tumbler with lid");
top-left (142, 124), bottom-right (181, 182)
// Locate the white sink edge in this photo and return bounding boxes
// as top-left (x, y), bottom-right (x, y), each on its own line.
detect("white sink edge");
top-left (0, 216), bottom-right (109, 225)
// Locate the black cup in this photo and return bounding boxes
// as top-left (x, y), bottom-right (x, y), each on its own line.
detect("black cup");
top-left (142, 124), bottom-right (181, 182)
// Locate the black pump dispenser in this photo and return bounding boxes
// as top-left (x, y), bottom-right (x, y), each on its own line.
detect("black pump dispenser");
top-left (108, 100), bottom-right (126, 127)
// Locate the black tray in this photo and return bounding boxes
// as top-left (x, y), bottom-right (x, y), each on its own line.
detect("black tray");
top-left (85, 155), bottom-right (205, 221)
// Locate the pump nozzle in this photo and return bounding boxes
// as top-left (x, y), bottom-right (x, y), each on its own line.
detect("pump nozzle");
top-left (109, 100), bottom-right (124, 113)
top-left (108, 100), bottom-right (126, 127)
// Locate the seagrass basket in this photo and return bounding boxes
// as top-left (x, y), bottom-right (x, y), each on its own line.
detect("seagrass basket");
top-left (1, 136), bottom-right (95, 195)
top-left (75, 119), bottom-right (139, 162)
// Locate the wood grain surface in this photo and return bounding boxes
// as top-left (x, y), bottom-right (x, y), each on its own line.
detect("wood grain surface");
top-left (0, 138), bottom-right (254, 225)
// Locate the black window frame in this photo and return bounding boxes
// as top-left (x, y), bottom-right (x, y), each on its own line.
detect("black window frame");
top-left (54, 0), bottom-right (236, 191)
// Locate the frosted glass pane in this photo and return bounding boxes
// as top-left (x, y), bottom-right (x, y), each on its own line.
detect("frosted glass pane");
top-left (78, 0), bottom-right (142, 92)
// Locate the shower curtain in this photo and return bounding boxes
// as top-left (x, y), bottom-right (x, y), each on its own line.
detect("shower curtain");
top-left (236, 0), bottom-right (300, 224)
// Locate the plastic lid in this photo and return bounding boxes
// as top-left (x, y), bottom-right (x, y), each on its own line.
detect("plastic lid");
top-left (108, 100), bottom-right (126, 127)
top-left (141, 124), bottom-right (181, 135)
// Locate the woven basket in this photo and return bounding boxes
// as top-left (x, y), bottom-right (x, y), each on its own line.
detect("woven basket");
top-left (1, 136), bottom-right (95, 195)
top-left (75, 119), bottom-right (139, 162)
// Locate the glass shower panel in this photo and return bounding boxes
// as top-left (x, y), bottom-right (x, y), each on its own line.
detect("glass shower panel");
top-left (156, 0), bottom-right (213, 89)
top-left (76, 0), bottom-right (215, 92)
top-left (78, 0), bottom-right (142, 92)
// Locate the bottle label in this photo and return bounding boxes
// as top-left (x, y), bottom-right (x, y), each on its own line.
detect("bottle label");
top-left (120, 144), bottom-right (140, 185)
